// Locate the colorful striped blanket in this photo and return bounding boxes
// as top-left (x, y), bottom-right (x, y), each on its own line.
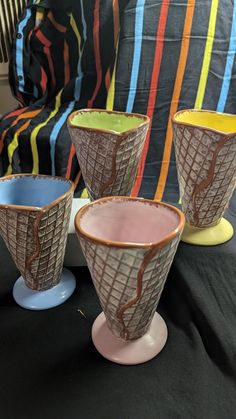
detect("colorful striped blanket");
top-left (0, 0), bottom-right (236, 202)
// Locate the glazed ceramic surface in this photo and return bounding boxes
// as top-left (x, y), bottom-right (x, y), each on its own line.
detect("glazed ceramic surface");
top-left (75, 197), bottom-right (184, 341)
top-left (68, 109), bottom-right (149, 200)
top-left (173, 109), bottom-right (236, 228)
top-left (0, 174), bottom-right (74, 291)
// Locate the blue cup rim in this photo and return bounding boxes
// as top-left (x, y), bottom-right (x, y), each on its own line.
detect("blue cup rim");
top-left (0, 174), bottom-right (74, 212)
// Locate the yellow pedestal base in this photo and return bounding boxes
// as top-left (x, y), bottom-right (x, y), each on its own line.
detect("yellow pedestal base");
top-left (181, 218), bottom-right (234, 246)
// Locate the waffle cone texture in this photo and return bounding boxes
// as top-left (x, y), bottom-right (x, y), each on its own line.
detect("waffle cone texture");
top-left (75, 198), bottom-right (184, 341)
top-left (79, 235), bottom-right (180, 340)
top-left (0, 175), bottom-right (73, 290)
top-left (173, 110), bottom-right (236, 227)
top-left (68, 110), bottom-right (149, 200)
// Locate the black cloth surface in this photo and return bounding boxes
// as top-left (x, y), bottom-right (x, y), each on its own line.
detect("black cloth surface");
top-left (1, 200), bottom-right (236, 419)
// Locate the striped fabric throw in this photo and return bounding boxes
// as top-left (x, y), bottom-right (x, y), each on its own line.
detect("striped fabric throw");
top-left (0, 0), bottom-right (236, 202)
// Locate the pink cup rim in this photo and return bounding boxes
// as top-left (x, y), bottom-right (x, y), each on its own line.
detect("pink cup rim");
top-left (75, 196), bottom-right (185, 249)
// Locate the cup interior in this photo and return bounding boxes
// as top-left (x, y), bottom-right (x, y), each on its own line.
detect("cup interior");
top-left (78, 198), bottom-right (181, 245)
top-left (0, 176), bottom-right (71, 208)
top-left (70, 110), bottom-right (147, 134)
top-left (174, 110), bottom-right (236, 133)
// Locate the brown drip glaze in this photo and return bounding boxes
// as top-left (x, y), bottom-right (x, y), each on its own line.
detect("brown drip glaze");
top-left (99, 135), bottom-right (126, 197)
top-left (25, 211), bottom-right (44, 289)
top-left (192, 135), bottom-right (229, 225)
top-left (117, 246), bottom-right (158, 340)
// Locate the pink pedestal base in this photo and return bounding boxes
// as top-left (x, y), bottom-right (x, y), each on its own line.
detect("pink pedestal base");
top-left (91, 312), bottom-right (168, 365)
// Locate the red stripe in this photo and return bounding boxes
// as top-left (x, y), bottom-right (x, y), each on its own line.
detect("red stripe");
top-left (48, 11), bottom-right (67, 33)
top-left (44, 46), bottom-right (56, 88)
top-left (87, 0), bottom-right (102, 108)
top-left (2, 107), bottom-right (27, 120)
top-left (36, 30), bottom-right (51, 48)
top-left (64, 40), bottom-right (70, 85)
top-left (40, 67), bottom-right (47, 95)
top-left (36, 31), bottom-right (55, 90)
top-left (66, 144), bottom-right (75, 179)
top-left (36, 31), bottom-right (51, 93)
top-left (131, 1), bottom-right (170, 197)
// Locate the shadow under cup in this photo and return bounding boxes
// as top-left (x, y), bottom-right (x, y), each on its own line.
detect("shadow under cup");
top-left (75, 197), bottom-right (185, 364)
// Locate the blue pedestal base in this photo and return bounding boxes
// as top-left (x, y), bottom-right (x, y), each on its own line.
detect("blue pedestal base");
top-left (12, 268), bottom-right (76, 310)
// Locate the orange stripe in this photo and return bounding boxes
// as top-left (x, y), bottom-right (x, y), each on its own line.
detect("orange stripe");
top-left (88, 0), bottom-right (102, 108)
top-left (131, 0), bottom-right (170, 196)
top-left (155, 0), bottom-right (195, 201)
top-left (74, 170), bottom-right (82, 188)
top-left (16, 109), bottom-right (42, 120)
top-left (0, 108), bottom-right (42, 154)
top-left (13, 120), bottom-right (31, 137)
top-left (48, 11), bottom-right (67, 33)
top-left (64, 40), bottom-right (70, 85)
top-left (113, 0), bottom-right (120, 46)
top-left (105, 68), bottom-right (111, 92)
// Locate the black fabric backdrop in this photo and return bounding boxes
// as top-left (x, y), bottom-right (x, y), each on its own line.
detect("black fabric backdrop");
top-left (2, 1), bottom-right (236, 202)
top-left (1, 195), bottom-right (236, 419)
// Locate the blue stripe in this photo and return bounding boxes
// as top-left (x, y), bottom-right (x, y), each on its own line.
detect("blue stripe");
top-left (74, 66), bottom-right (84, 101)
top-left (126, 0), bottom-right (145, 112)
top-left (217, 2), bottom-right (236, 112)
top-left (15, 8), bottom-right (32, 92)
top-left (33, 85), bottom-right (39, 99)
top-left (80, 0), bottom-right (87, 42)
top-left (50, 102), bottom-right (75, 175)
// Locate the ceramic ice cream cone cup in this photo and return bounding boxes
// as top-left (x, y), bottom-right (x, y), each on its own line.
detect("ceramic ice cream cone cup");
top-left (75, 196), bottom-right (185, 365)
top-left (0, 174), bottom-right (76, 309)
top-left (68, 109), bottom-right (149, 200)
top-left (173, 109), bottom-right (236, 245)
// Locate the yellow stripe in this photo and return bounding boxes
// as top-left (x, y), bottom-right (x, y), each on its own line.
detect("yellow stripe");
top-left (30, 91), bottom-right (62, 173)
top-left (106, 3), bottom-right (120, 110)
top-left (7, 120), bottom-right (31, 174)
top-left (81, 188), bottom-right (89, 198)
top-left (106, 66), bottom-right (116, 110)
top-left (7, 132), bottom-right (19, 174)
top-left (194, 0), bottom-right (219, 109)
top-left (35, 9), bottom-right (44, 26)
top-left (70, 14), bottom-right (81, 52)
